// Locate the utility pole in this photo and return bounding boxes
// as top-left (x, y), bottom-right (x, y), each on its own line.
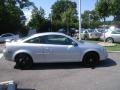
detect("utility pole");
top-left (50, 14), bottom-right (52, 32)
top-left (79, 0), bottom-right (81, 40)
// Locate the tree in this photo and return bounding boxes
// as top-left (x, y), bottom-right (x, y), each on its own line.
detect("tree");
top-left (95, 0), bottom-right (120, 24)
top-left (0, 0), bottom-right (33, 34)
top-left (95, 0), bottom-right (111, 42)
top-left (95, 0), bottom-right (110, 23)
top-left (111, 0), bottom-right (120, 22)
top-left (51, 0), bottom-right (78, 32)
top-left (0, 0), bottom-right (25, 34)
top-left (61, 7), bottom-right (78, 34)
top-left (28, 7), bottom-right (50, 32)
top-left (81, 10), bottom-right (101, 29)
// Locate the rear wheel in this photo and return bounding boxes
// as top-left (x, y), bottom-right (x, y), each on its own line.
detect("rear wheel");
top-left (82, 52), bottom-right (100, 67)
top-left (15, 53), bottom-right (33, 69)
top-left (106, 37), bottom-right (114, 43)
top-left (84, 35), bottom-right (88, 40)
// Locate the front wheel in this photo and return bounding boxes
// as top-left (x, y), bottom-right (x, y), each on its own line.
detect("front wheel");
top-left (82, 52), bottom-right (100, 67)
top-left (15, 53), bottom-right (33, 69)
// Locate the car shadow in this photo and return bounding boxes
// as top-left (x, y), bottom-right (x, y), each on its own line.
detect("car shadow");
top-left (97, 58), bottom-right (117, 68)
top-left (17, 88), bottom-right (35, 90)
top-left (21, 58), bottom-right (116, 70)
top-left (31, 62), bottom-right (84, 70)
top-left (14, 58), bottom-right (117, 70)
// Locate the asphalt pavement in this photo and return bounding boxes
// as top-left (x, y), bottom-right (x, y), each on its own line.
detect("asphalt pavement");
top-left (0, 52), bottom-right (120, 90)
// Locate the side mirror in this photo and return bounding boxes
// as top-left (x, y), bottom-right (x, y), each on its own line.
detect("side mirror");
top-left (72, 42), bottom-right (78, 47)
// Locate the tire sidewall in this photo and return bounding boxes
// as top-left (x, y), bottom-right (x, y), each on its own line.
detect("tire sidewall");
top-left (15, 53), bottom-right (33, 69)
top-left (83, 52), bottom-right (99, 67)
top-left (106, 37), bottom-right (114, 43)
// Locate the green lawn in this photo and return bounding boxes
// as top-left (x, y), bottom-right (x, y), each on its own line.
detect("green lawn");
top-left (105, 43), bottom-right (120, 51)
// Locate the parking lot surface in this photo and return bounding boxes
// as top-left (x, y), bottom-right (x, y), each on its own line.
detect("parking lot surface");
top-left (0, 53), bottom-right (120, 90)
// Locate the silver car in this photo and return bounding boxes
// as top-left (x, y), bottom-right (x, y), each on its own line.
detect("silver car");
top-left (3, 32), bottom-right (108, 69)
top-left (100, 27), bottom-right (120, 43)
top-left (81, 29), bottom-right (101, 40)
top-left (0, 33), bottom-right (19, 43)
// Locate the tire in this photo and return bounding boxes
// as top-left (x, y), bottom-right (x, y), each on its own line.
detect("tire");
top-left (82, 52), bottom-right (99, 67)
top-left (15, 53), bottom-right (33, 69)
top-left (106, 37), bottom-right (114, 43)
top-left (84, 35), bottom-right (88, 40)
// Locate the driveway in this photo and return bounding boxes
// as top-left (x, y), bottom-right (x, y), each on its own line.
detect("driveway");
top-left (0, 52), bottom-right (119, 90)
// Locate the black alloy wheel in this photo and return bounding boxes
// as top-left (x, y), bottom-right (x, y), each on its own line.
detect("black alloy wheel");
top-left (83, 52), bottom-right (100, 68)
top-left (15, 53), bottom-right (33, 69)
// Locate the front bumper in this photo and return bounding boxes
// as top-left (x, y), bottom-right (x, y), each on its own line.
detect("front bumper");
top-left (100, 50), bottom-right (108, 61)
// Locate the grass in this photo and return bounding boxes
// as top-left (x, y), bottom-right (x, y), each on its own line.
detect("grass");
top-left (105, 43), bottom-right (120, 51)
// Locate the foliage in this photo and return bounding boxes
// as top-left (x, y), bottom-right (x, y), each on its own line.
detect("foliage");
top-left (51, 0), bottom-right (78, 31)
top-left (81, 10), bottom-right (101, 29)
top-left (95, 0), bottom-right (120, 24)
top-left (0, 0), bottom-right (33, 34)
top-left (28, 7), bottom-right (50, 32)
top-left (105, 43), bottom-right (120, 51)
top-left (111, 0), bottom-right (120, 22)
top-left (95, 0), bottom-right (110, 21)
top-left (61, 7), bottom-right (78, 33)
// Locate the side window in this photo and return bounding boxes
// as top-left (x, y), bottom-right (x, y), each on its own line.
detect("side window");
top-left (25, 35), bottom-right (74, 45)
top-left (112, 30), bottom-right (120, 34)
top-left (25, 37), bottom-right (41, 43)
top-left (43, 35), bottom-right (73, 45)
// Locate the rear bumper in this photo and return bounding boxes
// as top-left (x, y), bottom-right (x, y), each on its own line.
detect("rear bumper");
top-left (3, 49), bottom-right (14, 61)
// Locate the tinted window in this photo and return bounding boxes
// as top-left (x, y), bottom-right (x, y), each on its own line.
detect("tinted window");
top-left (26, 35), bottom-right (74, 45)
top-left (25, 37), bottom-right (41, 43)
top-left (43, 35), bottom-right (73, 45)
top-left (112, 30), bottom-right (120, 34)
top-left (25, 36), bottom-right (45, 44)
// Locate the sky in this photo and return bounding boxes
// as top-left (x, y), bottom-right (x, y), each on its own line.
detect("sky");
top-left (24, 0), bottom-right (97, 22)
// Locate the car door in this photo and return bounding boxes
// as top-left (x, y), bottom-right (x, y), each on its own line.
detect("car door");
top-left (24, 37), bottom-right (44, 63)
top-left (111, 30), bottom-right (120, 42)
top-left (41, 35), bottom-right (81, 62)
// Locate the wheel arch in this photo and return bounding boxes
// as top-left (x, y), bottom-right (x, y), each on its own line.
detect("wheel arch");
top-left (105, 37), bottom-right (114, 43)
top-left (82, 51), bottom-right (100, 62)
top-left (12, 50), bottom-right (33, 62)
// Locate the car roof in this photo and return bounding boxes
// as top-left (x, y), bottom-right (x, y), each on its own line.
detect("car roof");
top-left (22, 32), bottom-right (67, 42)
top-left (33, 32), bottom-right (66, 37)
top-left (0, 33), bottom-right (14, 36)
